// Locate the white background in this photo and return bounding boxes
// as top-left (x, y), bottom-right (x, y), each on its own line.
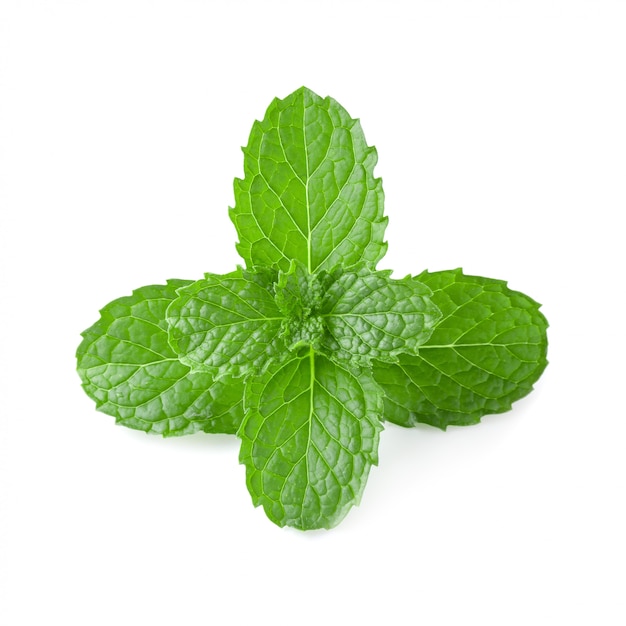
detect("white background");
top-left (1, 1), bottom-right (625, 624)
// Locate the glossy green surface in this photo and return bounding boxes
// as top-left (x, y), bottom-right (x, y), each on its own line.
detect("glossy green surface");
top-left (373, 270), bottom-right (548, 429)
top-left (230, 87), bottom-right (388, 273)
top-left (77, 282), bottom-right (243, 436)
top-left (239, 350), bottom-right (382, 529)
top-left (167, 270), bottom-right (283, 378)
top-left (322, 269), bottom-right (441, 364)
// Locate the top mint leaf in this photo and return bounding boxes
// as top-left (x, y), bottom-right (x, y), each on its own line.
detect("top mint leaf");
top-left (230, 86), bottom-right (388, 274)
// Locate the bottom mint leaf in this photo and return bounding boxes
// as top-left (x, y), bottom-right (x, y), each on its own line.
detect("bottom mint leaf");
top-left (373, 269), bottom-right (548, 429)
top-left (77, 281), bottom-right (244, 436)
top-left (239, 349), bottom-right (383, 530)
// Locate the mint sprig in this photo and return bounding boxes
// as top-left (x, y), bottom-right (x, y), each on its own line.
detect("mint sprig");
top-left (77, 87), bottom-right (548, 530)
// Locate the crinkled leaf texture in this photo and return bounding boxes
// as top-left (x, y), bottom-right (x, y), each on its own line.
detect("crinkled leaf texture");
top-left (273, 260), bottom-right (328, 351)
top-left (230, 86), bottom-right (388, 274)
top-left (166, 269), bottom-right (284, 378)
top-left (321, 268), bottom-right (442, 364)
top-left (372, 269), bottom-right (548, 429)
top-left (76, 281), bottom-right (244, 436)
top-left (272, 261), bottom-right (441, 366)
top-left (275, 260), bottom-right (326, 319)
top-left (239, 349), bottom-right (383, 530)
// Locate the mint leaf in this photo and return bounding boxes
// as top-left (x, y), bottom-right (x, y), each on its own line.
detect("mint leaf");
top-left (76, 282), bottom-right (244, 436)
top-left (321, 269), bottom-right (442, 364)
top-left (373, 269), bottom-right (548, 429)
top-left (239, 349), bottom-right (383, 530)
top-left (230, 86), bottom-right (388, 274)
top-left (166, 270), bottom-right (285, 378)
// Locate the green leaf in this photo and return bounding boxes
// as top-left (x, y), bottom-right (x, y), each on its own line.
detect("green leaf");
top-left (230, 86), bottom-right (388, 274)
top-left (166, 270), bottom-right (285, 378)
top-left (373, 269), bottom-right (548, 429)
top-left (239, 349), bottom-right (383, 530)
top-left (321, 269), bottom-right (442, 364)
top-left (76, 281), bottom-right (244, 436)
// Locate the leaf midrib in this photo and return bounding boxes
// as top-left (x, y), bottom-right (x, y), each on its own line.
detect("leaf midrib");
top-left (421, 341), bottom-right (542, 348)
top-left (303, 94), bottom-right (312, 273)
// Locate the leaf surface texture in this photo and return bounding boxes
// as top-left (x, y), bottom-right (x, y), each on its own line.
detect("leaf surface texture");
top-left (77, 282), bottom-right (244, 436)
top-left (167, 271), bottom-right (284, 378)
top-left (230, 86), bottom-right (388, 273)
top-left (373, 269), bottom-right (548, 429)
top-left (322, 270), bottom-right (442, 363)
top-left (239, 350), bottom-right (383, 529)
